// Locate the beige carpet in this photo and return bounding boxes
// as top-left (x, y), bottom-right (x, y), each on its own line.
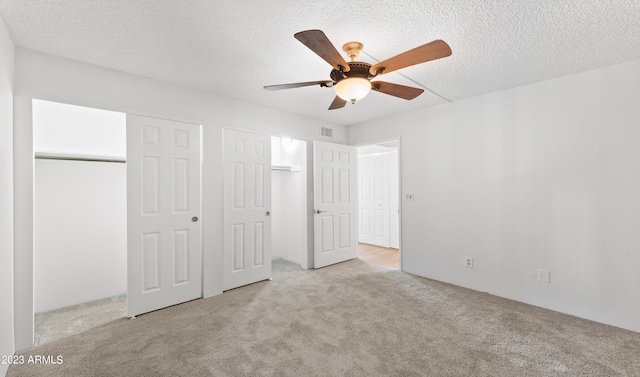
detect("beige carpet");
top-left (35, 295), bottom-right (126, 347)
top-left (9, 259), bottom-right (640, 376)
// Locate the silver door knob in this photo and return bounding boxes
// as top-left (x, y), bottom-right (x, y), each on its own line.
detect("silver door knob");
top-left (265, 211), bottom-right (270, 216)
top-left (315, 209), bottom-right (326, 214)
top-left (192, 217), bottom-right (198, 222)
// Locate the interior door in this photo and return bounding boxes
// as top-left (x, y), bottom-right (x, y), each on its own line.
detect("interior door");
top-left (313, 141), bottom-right (357, 268)
top-left (389, 151), bottom-right (400, 249)
top-left (126, 114), bottom-right (201, 317)
top-left (358, 153), bottom-right (390, 247)
top-left (223, 129), bottom-right (271, 290)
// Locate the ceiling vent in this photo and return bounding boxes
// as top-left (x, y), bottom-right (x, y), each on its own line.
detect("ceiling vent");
top-left (321, 127), bottom-right (333, 137)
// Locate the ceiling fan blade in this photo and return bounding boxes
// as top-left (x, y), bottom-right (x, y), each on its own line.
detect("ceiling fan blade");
top-left (369, 40), bottom-right (452, 76)
top-left (264, 80), bottom-right (333, 91)
top-left (328, 96), bottom-right (347, 110)
top-left (371, 81), bottom-right (424, 100)
top-left (294, 30), bottom-right (351, 72)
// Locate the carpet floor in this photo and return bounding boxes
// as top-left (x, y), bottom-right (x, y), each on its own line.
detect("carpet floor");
top-left (34, 295), bottom-right (126, 347)
top-left (8, 259), bottom-right (640, 376)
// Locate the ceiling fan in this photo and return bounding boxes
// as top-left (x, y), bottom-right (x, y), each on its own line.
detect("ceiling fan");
top-left (264, 29), bottom-right (452, 110)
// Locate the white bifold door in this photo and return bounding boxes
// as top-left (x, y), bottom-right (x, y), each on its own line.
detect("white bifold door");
top-left (313, 141), bottom-right (357, 268)
top-left (127, 114), bottom-right (202, 317)
top-left (223, 129), bottom-right (272, 291)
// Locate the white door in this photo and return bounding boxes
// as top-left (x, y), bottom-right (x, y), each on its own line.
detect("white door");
top-left (358, 153), bottom-right (390, 247)
top-left (313, 141), bottom-right (357, 268)
top-left (389, 151), bottom-right (400, 249)
top-left (127, 115), bottom-right (201, 317)
top-left (223, 129), bottom-right (271, 290)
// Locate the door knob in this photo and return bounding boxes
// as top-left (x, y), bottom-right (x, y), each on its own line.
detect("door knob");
top-left (315, 209), bottom-right (327, 214)
top-left (191, 217), bottom-right (198, 222)
top-left (265, 211), bottom-right (270, 216)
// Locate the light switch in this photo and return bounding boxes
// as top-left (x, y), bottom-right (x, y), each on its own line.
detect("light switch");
top-left (538, 269), bottom-right (550, 283)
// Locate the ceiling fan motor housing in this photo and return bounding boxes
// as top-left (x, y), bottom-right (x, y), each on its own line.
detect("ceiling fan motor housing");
top-left (330, 61), bottom-right (373, 83)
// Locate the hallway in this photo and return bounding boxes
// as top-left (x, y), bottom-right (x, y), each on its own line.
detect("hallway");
top-left (357, 243), bottom-right (399, 269)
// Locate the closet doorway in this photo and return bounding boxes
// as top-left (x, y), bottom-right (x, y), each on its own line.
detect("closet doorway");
top-left (270, 136), bottom-right (312, 270)
top-left (33, 99), bottom-right (127, 346)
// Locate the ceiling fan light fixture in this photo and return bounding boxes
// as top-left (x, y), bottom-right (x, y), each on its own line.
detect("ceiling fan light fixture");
top-left (265, 30), bottom-right (452, 110)
top-left (335, 77), bottom-right (371, 104)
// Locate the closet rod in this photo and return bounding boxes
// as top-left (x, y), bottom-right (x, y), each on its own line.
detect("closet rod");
top-left (34, 152), bottom-right (126, 164)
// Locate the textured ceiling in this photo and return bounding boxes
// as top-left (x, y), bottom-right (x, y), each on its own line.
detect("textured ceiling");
top-left (1, 0), bottom-right (640, 126)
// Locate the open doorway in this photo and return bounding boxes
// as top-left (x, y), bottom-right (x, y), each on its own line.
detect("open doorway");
top-left (270, 136), bottom-right (312, 271)
top-left (356, 140), bottom-right (400, 269)
top-left (32, 99), bottom-right (127, 346)
top-left (221, 134), bottom-right (359, 287)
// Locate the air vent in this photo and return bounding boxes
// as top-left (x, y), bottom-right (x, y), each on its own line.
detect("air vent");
top-left (321, 127), bottom-right (333, 137)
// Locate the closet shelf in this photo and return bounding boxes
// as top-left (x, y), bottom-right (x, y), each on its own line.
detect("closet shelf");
top-left (35, 152), bottom-right (126, 163)
top-left (271, 165), bottom-right (301, 172)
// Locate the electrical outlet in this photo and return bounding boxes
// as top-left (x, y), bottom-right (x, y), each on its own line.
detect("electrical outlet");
top-left (405, 193), bottom-right (414, 201)
top-left (464, 257), bottom-right (473, 268)
top-left (538, 269), bottom-right (550, 283)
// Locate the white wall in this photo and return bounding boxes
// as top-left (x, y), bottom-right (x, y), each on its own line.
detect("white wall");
top-left (0, 15), bottom-right (15, 377)
top-left (348, 59), bottom-right (640, 333)
top-left (271, 137), bottom-right (307, 267)
top-left (34, 160), bottom-right (127, 312)
top-left (12, 47), bottom-right (347, 350)
top-left (33, 99), bottom-right (126, 158)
